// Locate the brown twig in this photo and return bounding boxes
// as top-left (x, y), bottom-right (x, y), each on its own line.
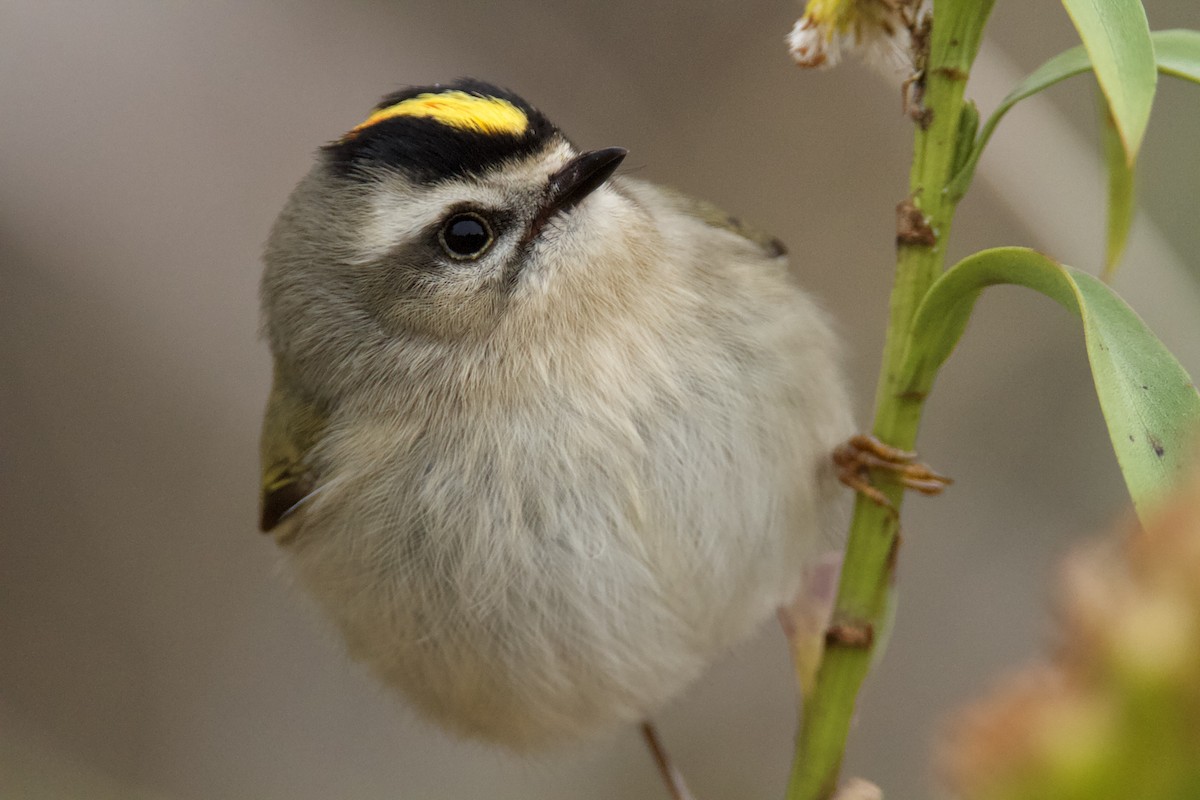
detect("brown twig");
top-left (641, 721), bottom-right (697, 800)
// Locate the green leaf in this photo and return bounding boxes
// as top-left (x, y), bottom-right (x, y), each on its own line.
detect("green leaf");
top-left (992, 46), bottom-right (1094, 116)
top-left (946, 46), bottom-right (1093, 201)
top-left (948, 30), bottom-right (1197, 202)
top-left (1061, 0), bottom-right (1156, 161)
top-left (1099, 28), bottom-right (1200, 280)
top-left (1153, 28), bottom-right (1200, 83)
top-left (1101, 100), bottom-right (1134, 280)
top-left (951, 100), bottom-right (981, 179)
top-left (897, 247), bottom-right (1200, 521)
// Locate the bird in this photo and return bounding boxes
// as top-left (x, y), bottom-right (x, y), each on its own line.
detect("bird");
top-left (258, 78), bottom-right (855, 751)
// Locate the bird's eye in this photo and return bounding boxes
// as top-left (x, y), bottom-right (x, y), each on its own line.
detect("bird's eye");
top-left (438, 212), bottom-right (494, 260)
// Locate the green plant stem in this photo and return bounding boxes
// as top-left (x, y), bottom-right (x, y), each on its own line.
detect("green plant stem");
top-left (785, 3), bottom-right (994, 798)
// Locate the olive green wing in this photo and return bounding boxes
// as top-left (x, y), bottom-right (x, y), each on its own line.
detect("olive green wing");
top-left (655, 185), bottom-right (788, 259)
top-left (259, 366), bottom-right (328, 538)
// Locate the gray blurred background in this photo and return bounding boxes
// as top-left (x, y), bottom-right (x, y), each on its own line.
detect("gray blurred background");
top-left (3, 2), bottom-right (1198, 798)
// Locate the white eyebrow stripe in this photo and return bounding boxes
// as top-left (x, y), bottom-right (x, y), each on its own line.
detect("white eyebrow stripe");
top-left (350, 181), bottom-right (500, 264)
top-left (349, 141), bottom-right (576, 265)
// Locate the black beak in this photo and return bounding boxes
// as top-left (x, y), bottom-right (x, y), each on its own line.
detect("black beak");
top-left (528, 147), bottom-right (627, 241)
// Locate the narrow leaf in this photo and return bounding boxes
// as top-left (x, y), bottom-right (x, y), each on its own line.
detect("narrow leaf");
top-left (948, 30), bottom-right (1196, 201)
top-left (897, 247), bottom-right (1200, 520)
top-left (946, 47), bottom-right (1093, 200)
top-left (951, 100), bottom-right (981, 179)
top-left (1061, 0), bottom-right (1156, 161)
top-left (1152, 29), bottom-right (1200, 82)
top-left (1101, 101), bottom-right (1134, 280)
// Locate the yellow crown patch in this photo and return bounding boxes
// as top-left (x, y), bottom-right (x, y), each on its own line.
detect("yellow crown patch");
top-left (348, 90), bottom-right (529, 138)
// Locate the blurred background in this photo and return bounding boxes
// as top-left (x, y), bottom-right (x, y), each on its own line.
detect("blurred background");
top-left (2, 2), bottom-right (1198, 798)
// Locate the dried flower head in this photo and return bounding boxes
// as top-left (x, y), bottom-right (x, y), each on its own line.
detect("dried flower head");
top-left (787, 0), bottom-right (928, 77)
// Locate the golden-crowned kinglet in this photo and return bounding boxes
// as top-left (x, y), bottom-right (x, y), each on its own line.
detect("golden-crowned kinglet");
top-left (259, 79), bottom-right (853, 749)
